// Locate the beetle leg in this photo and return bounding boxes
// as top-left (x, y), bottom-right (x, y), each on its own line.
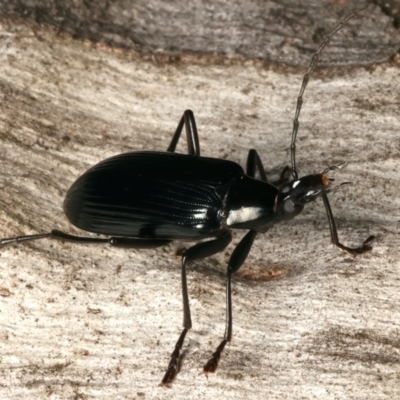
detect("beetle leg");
top-left (1, 229), bottom-right (171, 249)
top-left (203, 229), bottom-right (258, 376)
top-left (321, 193), bottom-right (375, 256)
top-left (273, 166), bottom-right (292, 186)
top-left (246, 150), bottom-right (291, 186)
top-left (246, 149), bottom-right (267, 181)
top-left (1, 232), bottom-right (53, 246)
top-left (160, 232), bottom-right (232, 386)
top-left (167, 110), bottom-right (200, 156)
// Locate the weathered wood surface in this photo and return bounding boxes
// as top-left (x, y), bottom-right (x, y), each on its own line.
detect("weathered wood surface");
top-left (0, 0), bottom-right (398, 66)
top-left (0, 3), bottom-right (399, 400)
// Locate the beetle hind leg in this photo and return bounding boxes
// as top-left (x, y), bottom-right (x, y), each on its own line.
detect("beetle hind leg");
top-left (167, 110), bottom-right (200, 156)
top-left (1, 229), bottom-right (172, 248)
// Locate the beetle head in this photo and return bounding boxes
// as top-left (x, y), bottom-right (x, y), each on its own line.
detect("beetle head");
top-left (276, 162), bottom-right (349, 220)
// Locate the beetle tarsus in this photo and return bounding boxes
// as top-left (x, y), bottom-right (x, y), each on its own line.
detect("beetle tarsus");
top-left (203, 339), bottom-right (227, 376)
top-left (0, 232), bottom-right (52, 247)
top-left (160, 328), bottom-right (188, 386)
top-left (336, 235), bottom-right (376, 256)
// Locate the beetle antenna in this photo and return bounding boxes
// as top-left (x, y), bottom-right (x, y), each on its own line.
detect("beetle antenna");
top-left (290, 4), bottom-right (369, 180)
top-left (325, 181), bottom-right (351, 195)
top-left (322, 161), bottom-right (348, 174)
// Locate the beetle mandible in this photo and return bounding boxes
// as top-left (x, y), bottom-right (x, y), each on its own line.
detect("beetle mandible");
top-left (1, 6), bottom-right (375, 385)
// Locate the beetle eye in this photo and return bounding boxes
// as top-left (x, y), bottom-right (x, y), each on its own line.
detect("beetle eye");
top-left (283, 198), bottom-right (296, 213)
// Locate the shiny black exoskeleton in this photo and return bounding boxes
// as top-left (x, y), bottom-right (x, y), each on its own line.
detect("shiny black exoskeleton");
top-left (0, 7), bottom-right (375, 386)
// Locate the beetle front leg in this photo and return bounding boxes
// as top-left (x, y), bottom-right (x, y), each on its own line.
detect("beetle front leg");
top-left (160, 232), bottom-right (232, 386)
top-left (167, 110), bottom-right (200, 156)
top-left (321, 193), bottom-right (375, 256)
top-left (203, 229), bottom-right (258, 376)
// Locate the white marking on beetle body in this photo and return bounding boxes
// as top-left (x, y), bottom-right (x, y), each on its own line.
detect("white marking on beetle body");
top-left (227, 206), bottom-right (263, 225)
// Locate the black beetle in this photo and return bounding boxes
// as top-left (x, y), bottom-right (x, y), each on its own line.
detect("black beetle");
top-left (1, 6), bottom-right (374, 385)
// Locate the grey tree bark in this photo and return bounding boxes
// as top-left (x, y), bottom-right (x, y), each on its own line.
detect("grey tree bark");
top-left (0, 2), bottom-right (399, 399)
